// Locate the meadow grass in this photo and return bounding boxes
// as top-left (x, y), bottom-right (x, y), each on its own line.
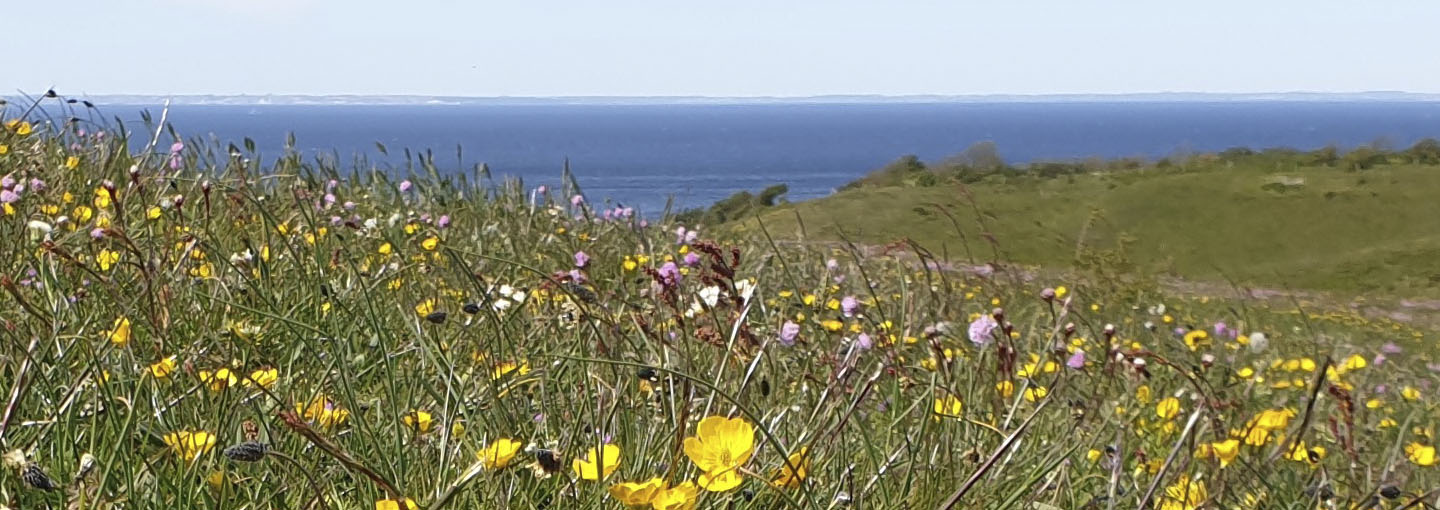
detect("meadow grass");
top-left (2, 97), bottom-right (1440, 509)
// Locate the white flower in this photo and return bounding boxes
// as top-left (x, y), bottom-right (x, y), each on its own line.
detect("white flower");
top-left (511, 288), bottom-right (527, 303)
top-left (363, 218), bottom-right (378, 230)
top-left (698, 285), bottom-right (721, 308)
top-left (493, 298), bottom-right (513, 312)
top-left (1248, 332), bottom-right (1269, 353)
top-left (25, 220), bottom-right (52, 234)
top-left (229, 250), bottom-right (254, 265)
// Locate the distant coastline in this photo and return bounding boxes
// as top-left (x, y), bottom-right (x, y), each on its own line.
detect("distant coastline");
top-left (13, 91), bottom-right (1440, 106)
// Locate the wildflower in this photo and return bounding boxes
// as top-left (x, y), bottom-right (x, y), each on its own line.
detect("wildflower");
top-left (149, 356), bottom-right (177, 378)
top-left (65, 156), bottom-right (80, 169)
top-left (378, 242), bottom-right (393, 256)
top-left (1158, 474), bottom-right (1207, 510)
top-left (107, 316), bottom-right (132, 347)
top-left (375, 498), bottom-right (419, 510)
top-left (1182, 330), bottom-right (1209, 351)
top-left (1024, 386), bottom-right (1049, 402)
top-left (682, 251), bottom-right (701, 267)
top-left (1252, 408), bottom-right (1295, 431)
top-left (243, 368), bottom-right (278, 389)
top-left (574, 251), bottom-right (590, 268)
top-left (772, 446), bottom-right (811, 488)
top-left (572, 444), bottom-right (622, 481)
top-left (403, 410), bottom-right (434, 433)
top-left (478, 438), bottom-right (523, 470)
top-left (840, 296), bottom-right (859, 317)
top-left (1066, 350), bottom-right (1086, 369)
top-left (933, 395), bottom-right (963, 419)
top-left (1402, 387), bottom-right (1421, 401)
top-left (996, 380), bottom-right (1015, 398)
top-left (293, 397), bottom-right (348, 427)
top-left (199, 368), bottom-right (238, 392)
top-left (1287, 442), bottom-right (1325, 464)
top-left (1407, 443), bottom-right (1438, 467)
top-left (163, 430), bottom-right (218, 461)
top-left (421, 236), bottom-right (439, 251)
top-left (778, 321), bottom-right (800, 346)
top-left (415, 299), bottom-right (436, 317)
top-left (820, 320), bottom-right (843, 333)
top-left (398, 180), bottom-right (413, 192)
top-left (683, 416), bottom-right (755, 491)
top-left (1210, 439), bottom-right (1240, 467)
top-left (491, 360), bottom-right (530, 380)
top-left (1155, 397), bottom-right (1181, 420)
top-left (651, 481), bottom-right (699, 510)
top-left (609, 477), bottom-right (667, 507)
top-left (657, 261), bottom-right (681, 286)
top-left (968, 314), bottom-right (997, 346)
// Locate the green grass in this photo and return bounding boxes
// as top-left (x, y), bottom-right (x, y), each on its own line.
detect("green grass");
top-left (736, 161), bottom-right (1440, 299)
top-left (3, 97), bottom-right (1440, 510)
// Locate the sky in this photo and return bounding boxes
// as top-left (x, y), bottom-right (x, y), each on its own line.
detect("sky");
top-left (6, 0), bottom-right (1440, 97)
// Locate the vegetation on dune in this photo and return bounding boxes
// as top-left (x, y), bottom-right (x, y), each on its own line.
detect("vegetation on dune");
top-left (727, 140), bottom-right (1440, 301)
top-left (2, 94), bottom-right (1440, 509)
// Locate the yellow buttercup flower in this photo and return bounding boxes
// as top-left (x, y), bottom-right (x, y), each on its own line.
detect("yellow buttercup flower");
top-left (1024, 386), bottom-right (1049, 402)
top-left (996, 380), bottom-right (1015, 398)
top-left (683, 416), bottom-right (755, 492)
top-left (244, 368), bottom-right (278, 389)
top-left (1158, 474), bottom-right (1206, 510)
top-left (1402, 387), bottom-right (1421, 401)
top-left (933, 395), bottom-right (963, 419)
top-left (163, 430), bottom-right (217, 461)
top-left (292, 397), bottom-right (347, 428)
top-left (375, 498), bottom-right (419, 510)
top-left (149, 356), bottom-right (177, 378)
top-left (572, 444), bottom-right (622, 481)
top-left (199, 368), bottom-right (238, 392)
top-left (97, 249), bottom-right (120, 271)
top-left (107, 316), bottom-right (132, 347)
top-left (771, 446), bottom-right (811, 489)
top-left (421, 236), bottom-right (439, 251)
top-left (1210, 439), bottom-right (1239, 467)
top-left (1155, 397), bottom-right (1181, 420)
top-left (378, 242), bottom-right (393, 256)
top-left (651, 482), bottom-right (698, 510)
top-left (491, 360), bottom-right (531, 380)
top-left (415, 299), bottom-right (436, 317)
top-left (478, 438), bottom-right (523, 470)
top-left (65, 156), bottom-right (80, 169)
top-left (403, 410), bottom-right (434, 433)
top-left (609, 477), bottom-right (667, 507)
top-left (1407, 443), bottom-right (1438, 467)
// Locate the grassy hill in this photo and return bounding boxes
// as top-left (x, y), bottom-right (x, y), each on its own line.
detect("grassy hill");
top-left (731, 154), bottom-right (1440, 299)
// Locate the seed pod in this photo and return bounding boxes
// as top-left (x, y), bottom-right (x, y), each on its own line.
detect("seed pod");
top-left (425, 311), bottom-right (447, 324)
top-left (462, 303), bottom-right (481, 314)
top-left (223, 442), bottom-right (269, 462)
top-left (22, 462), bottom-right (60, 491)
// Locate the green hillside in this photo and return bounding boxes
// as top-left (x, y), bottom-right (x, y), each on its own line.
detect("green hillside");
top-left (731, 153), bottom-right (1440, 298)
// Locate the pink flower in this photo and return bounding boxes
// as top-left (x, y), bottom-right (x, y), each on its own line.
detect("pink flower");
top-left (169, 141), bottom-right (185, 154)
top-left (968, 315), bottom-right (997, 346)
top-left (657, 261), bottom-right (681, 287)
top-left (841, 296), bottom-right (859, 317)
top-left (778, 321), bottom-right (800, 345)
top-left (1066, 350), bottom-right (1086, 369)
top-left (856, 333), bottom-right (873, 350)
top-left (574, 251), bottom-right (590, 268)
top-left (570, 194), bottom-right (584, 206)
top-left (399, 180), bottom-right (412, 192)
top-left (0, 189), bottom-right (18, 204)
top-left (682, 252), bottom-right (701, 267)
top-left (437, 215), bottom-right (451, 228)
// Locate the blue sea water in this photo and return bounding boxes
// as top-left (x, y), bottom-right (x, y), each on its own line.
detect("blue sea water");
top-left (110, 101), bottom-right (1440, 214)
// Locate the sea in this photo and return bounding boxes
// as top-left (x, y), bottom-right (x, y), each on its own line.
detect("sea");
top-left (88, 100), bottom-right (1440, 214)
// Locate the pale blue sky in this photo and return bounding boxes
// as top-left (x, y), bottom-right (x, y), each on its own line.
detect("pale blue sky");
top-left (7, 0), bottom-right (1440, 97)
